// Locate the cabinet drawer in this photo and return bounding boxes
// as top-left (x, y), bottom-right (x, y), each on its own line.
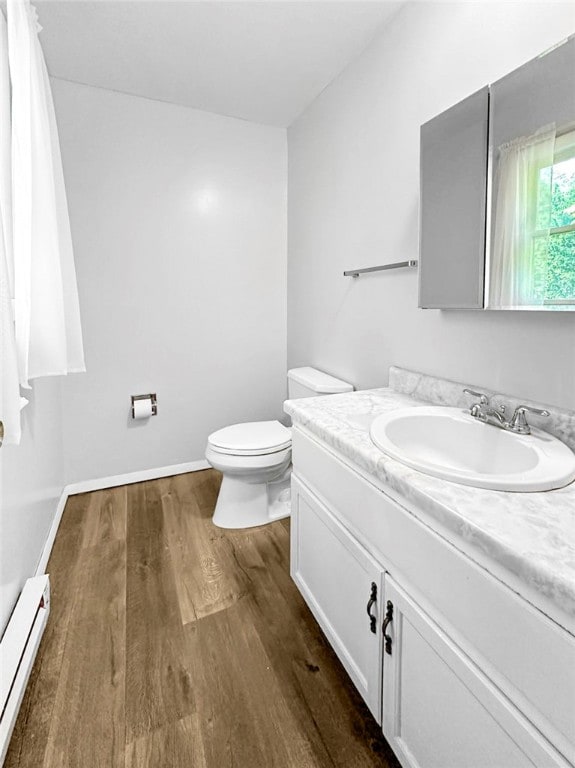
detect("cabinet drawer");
top-left (292, 427), bottom-right (575, 761)
top-left (291, 475), bottom-right (384, 721)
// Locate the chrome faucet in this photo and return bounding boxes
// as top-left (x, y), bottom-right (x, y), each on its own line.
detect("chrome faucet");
top-left (463, 389), bottom-right (550, 435)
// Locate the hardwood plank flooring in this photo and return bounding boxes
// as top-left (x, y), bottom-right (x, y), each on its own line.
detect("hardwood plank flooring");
top-left (80, 487), bottom-right (127, 550)
top-left (163, 474), bottom-right (247, 623)
top-left (42, 538), bottom-right (126, 766)
top-left (125, 715), bottom-right (207, 768)
top-left (6, 470), bottom-right (400, 768)
top-left (125, 480), bottom-right (197, 742)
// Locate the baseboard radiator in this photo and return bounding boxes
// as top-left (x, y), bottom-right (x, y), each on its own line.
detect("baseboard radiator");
top-left (0, 575), bottom-right (50, 765)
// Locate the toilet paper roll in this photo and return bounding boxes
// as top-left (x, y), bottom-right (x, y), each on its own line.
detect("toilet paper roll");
top-left (133, 397), bottom-right (154, 420)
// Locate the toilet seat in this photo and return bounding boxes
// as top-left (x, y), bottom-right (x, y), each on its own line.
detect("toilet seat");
top-left (208, 420), bottom-right (292, 456)
top-left (206, 444), bottom-right (291, 473)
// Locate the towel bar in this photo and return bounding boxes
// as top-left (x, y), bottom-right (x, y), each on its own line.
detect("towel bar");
top-left (344, 260), bottom-right (418, 278)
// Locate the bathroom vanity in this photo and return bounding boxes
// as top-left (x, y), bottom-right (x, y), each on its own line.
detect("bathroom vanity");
top-left (284, 368), bottom-right (575, 768)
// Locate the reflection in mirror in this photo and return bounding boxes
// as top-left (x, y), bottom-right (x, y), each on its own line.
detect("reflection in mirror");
top-left (489, 125), bottom-right (575, 308)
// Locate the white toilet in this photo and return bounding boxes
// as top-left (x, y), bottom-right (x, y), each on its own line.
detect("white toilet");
top-left (206, 367), bottom-right (353, 529)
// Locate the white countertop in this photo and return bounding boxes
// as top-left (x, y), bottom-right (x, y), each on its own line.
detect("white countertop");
top-left (284, 372), bottom-right (575, 633)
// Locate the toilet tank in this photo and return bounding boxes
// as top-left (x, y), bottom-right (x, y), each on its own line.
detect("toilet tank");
top-left (287, 367), bottom-right (354, 400)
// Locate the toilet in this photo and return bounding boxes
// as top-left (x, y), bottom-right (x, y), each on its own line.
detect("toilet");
top-left (206, 367), bottom-right (353, 529)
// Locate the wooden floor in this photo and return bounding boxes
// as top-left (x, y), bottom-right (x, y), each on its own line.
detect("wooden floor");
top-left (6, 470), bottom-right (400, 768)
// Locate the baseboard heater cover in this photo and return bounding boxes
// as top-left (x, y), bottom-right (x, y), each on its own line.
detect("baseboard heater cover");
top-left (0, 575), bottom-right (50, 766)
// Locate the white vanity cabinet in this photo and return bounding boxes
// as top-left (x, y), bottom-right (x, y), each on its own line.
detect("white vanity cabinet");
top-left (290, 426), bottom-right (575, 768)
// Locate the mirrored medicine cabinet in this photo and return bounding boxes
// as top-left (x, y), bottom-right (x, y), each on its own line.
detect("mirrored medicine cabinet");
top-left (419, 35), bottom-right (575, 311)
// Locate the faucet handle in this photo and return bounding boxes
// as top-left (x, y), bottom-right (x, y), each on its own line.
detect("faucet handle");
top-left (463, 388), bottom-right (489, 405)
top-left (509, 405), bottom-right (550, 435)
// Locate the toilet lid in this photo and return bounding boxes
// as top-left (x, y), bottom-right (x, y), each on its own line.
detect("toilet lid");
top-left (208, 421), bottom-right (292, 456)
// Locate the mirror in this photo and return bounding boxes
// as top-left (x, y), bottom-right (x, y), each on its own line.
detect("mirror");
top-left (419, 35), bottom-right (575, 311)
top-left (487, 35), bottom-right (575, 310)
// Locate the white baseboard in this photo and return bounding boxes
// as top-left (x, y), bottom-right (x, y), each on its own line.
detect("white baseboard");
top-left (65, 460), bottom-right (211, 496)
top-left (34, 460), bottom-right (211, 576)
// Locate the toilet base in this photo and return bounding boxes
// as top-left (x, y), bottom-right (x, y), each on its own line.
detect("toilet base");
top-left (212, 473), bottom-right (291, 529)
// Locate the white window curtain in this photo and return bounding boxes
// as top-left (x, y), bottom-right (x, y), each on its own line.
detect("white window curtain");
top-left (0, 10), bottom-right (22, 444)
top-left (489, 125), bottom-right (556, 308)
top-left (0, 0), bottom-right (85, 444)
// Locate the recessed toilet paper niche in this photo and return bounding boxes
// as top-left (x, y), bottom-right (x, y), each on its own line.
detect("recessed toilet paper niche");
top-left (131, 393), bottom-right (157, 419)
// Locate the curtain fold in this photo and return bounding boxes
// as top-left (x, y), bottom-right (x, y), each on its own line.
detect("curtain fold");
top-left (0, 9), bottom-right (22, 444)
top-left (489, 125), bottom-right (556, 308)
top-left (8, 0), bottom-right (85, 387)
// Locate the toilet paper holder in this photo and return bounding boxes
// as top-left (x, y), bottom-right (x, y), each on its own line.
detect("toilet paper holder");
top-left (131, 393), bottom-right (157, 418)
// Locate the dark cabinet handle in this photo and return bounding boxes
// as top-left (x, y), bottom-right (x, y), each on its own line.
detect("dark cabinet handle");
top-left (366, 582), bottom-right (377, 633)
top-left (382, 600), bottom-right (394, 655)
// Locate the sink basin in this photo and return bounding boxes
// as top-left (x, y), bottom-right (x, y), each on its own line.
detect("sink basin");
top-left (369, 406), bottom-right (575, 492)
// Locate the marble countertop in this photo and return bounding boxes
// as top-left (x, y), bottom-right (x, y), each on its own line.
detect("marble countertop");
top-left (284, 369), bottom-right (575, 632)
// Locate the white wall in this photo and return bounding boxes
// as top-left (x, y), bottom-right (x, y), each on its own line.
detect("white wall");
top-left (0, 378), bottom-right (64, 634)
top-left (288, 2), bottom-right (575, 409)
top-left (52, 79), bottom-right (287, 484)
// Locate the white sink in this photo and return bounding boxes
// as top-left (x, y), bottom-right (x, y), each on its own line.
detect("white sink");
top-left (369, 406), bottom-right (575, 492)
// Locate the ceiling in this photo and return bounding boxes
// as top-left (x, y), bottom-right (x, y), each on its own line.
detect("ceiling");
top-left (35, 0), bottom-right (402, 127)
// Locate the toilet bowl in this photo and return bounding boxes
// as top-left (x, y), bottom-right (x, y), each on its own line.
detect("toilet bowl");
top-left (206, 421), bottom-right (292, 529)
top-left (206, 367), bottom-right (353, 529)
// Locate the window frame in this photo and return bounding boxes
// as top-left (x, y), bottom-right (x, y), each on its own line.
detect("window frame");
top-left (531, 128), bottom-right (575, 305)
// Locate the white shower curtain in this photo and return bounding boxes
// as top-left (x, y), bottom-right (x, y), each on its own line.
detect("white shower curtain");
top-left (8, 0), bottom-right (85, 388)
top-left (0, 10), bottom-right (22, 445)
top-left (489, 125), bottom-right (556, 308)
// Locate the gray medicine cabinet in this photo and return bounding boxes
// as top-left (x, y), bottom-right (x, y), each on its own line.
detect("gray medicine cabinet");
top-left (419, 35), bottom-right (575, 310)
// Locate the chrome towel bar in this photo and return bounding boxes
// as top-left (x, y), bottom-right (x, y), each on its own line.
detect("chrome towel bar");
top-left (344, 259), bottom-right (418, 278)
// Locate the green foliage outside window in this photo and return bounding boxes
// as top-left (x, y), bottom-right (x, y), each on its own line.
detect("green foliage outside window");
top-left (546, 156), bottom-right (575, 301)
top-left (535, 155), bottom-right (575, 302)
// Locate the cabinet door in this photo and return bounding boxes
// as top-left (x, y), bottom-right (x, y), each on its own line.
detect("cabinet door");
top-left (382, 576), bottom-right (569, 768)
top-left (419, 87), bottom-right (488, 309)
top-left (487, 36), bottom-right (575, 310)
top-left (291, 475), bottom-right (384, 721)
top-left (489, 37), bottom-right (575, 166)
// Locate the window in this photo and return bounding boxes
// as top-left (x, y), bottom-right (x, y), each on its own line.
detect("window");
top-left (533, 129), bottom-right (575, 305)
